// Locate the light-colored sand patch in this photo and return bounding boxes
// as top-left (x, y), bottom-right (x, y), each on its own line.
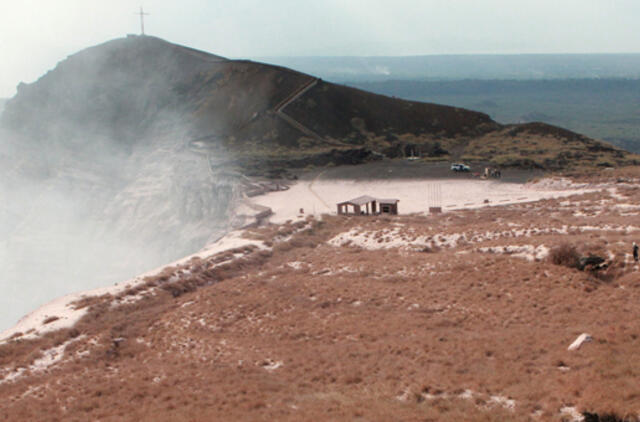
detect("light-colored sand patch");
top-left (30, 336), bottom-right (82, 372)
top-left (328, 227), bottom-right (466, 250)
top-left (328, 225), bottom-right (569, 252)
top-left (607, 187), bottom-right (629, 201)
top-left (252, 177), bottom-right (598, 224)
top-left (286, 261), bottom-right (306, 270)
top-left (489, 395), bottom-right (516, 410)
top-left (329, 221), bottom-right (639, 253)
top-left (613, 203), bottom-right (640, 211)
top-left (260, 359), bottom-right (283, 372)
top-left (329, 227), bottom-right (425, 250)
top-left (528, 177), bottom-right (592, 191)
top-left (560, 406), bottom-right (585, 422)
top-left (413, 388), bottom-right (518, 413)
top-left (578, 224), bottom-right (640, 233)
top-left (477, 244), bottom-right (549, 262)
top-left (0, 367), bottom-right (25, 384)
top-left (0, 335), bottom-right (83, 384)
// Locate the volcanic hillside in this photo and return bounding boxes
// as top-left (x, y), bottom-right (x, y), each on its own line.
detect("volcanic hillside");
top-left (3, 169), bottom-right (640, 420)
top-left (2, 35), bottom-right (637, 172)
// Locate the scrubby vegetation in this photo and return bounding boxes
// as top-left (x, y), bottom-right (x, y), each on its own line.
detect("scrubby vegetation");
top-left (2, 174), bottom-right (640, 420)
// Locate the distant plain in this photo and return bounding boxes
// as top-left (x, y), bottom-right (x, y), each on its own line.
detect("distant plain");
top-left (350, 78), bottom-right (640, 153)
top-left (262, 54), bottom-right (640, 152)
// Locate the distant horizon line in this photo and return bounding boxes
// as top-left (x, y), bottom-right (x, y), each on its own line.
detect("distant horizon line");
top-left (253, 52), bottom-right (640, 59)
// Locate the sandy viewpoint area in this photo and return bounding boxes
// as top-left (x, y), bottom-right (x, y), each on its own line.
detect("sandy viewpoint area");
top-left (251, 161), bottom-right (594, 223)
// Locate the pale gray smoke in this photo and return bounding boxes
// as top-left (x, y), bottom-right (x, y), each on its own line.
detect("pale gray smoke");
top-left (0, 102), bottom-right (237, 331)
top-left (0, 35), bottom-right (273, 330)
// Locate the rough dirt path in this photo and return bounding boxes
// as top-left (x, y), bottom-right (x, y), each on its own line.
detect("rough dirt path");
top-left (275, 78), bottom-right (348, 147)
top-left (274, 78), bottom-right (319, 113)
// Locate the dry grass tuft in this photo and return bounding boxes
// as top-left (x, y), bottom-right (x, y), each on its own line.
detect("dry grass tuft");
top-left (42, 316), bottom-right (59, 325)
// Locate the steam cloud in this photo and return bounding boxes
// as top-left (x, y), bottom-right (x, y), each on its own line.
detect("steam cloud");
top-left (0, 37), bottom-right (241, 330)
top-left (0, 119), bottom-right (236, 330)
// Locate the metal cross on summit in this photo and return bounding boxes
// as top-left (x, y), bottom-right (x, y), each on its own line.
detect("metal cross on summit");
top-left (136, 6), bottom-right (150, 35)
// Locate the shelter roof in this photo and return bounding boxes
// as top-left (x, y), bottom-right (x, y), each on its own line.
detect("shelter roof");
top-left (337, 195), bottom-right (399, 206)
top-left (338, 195), bottom-right (377, 206)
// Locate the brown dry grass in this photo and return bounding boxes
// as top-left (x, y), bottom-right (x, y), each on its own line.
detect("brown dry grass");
top-left (2, 183), bottom-right (640, 421)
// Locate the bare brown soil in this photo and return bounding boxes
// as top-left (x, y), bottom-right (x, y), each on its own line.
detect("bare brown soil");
top-left (2, 171), bottom-right (640, 421)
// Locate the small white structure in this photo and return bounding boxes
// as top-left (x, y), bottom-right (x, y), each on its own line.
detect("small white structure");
top-left (567, 333), bottom-right (593, 351)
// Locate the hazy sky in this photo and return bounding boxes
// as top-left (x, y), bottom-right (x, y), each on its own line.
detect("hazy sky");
top-left (1, 0), bottom-right (639, 97)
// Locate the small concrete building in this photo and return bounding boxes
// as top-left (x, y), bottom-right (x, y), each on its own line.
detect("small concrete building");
top-left (337, 195), bottom-right (399, 216)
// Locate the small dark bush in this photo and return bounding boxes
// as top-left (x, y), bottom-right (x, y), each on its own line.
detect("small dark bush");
top-left (549, 243), bottom-right (580, 268)
top-left (583, 412), bottom-right (627, 422)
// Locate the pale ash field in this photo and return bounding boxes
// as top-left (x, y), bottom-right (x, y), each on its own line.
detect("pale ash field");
top-left (1, 169), bottom-right (640, 421)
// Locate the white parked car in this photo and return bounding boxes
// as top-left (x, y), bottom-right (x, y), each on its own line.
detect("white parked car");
top-left (450, 163), bottom-right (471, 172)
